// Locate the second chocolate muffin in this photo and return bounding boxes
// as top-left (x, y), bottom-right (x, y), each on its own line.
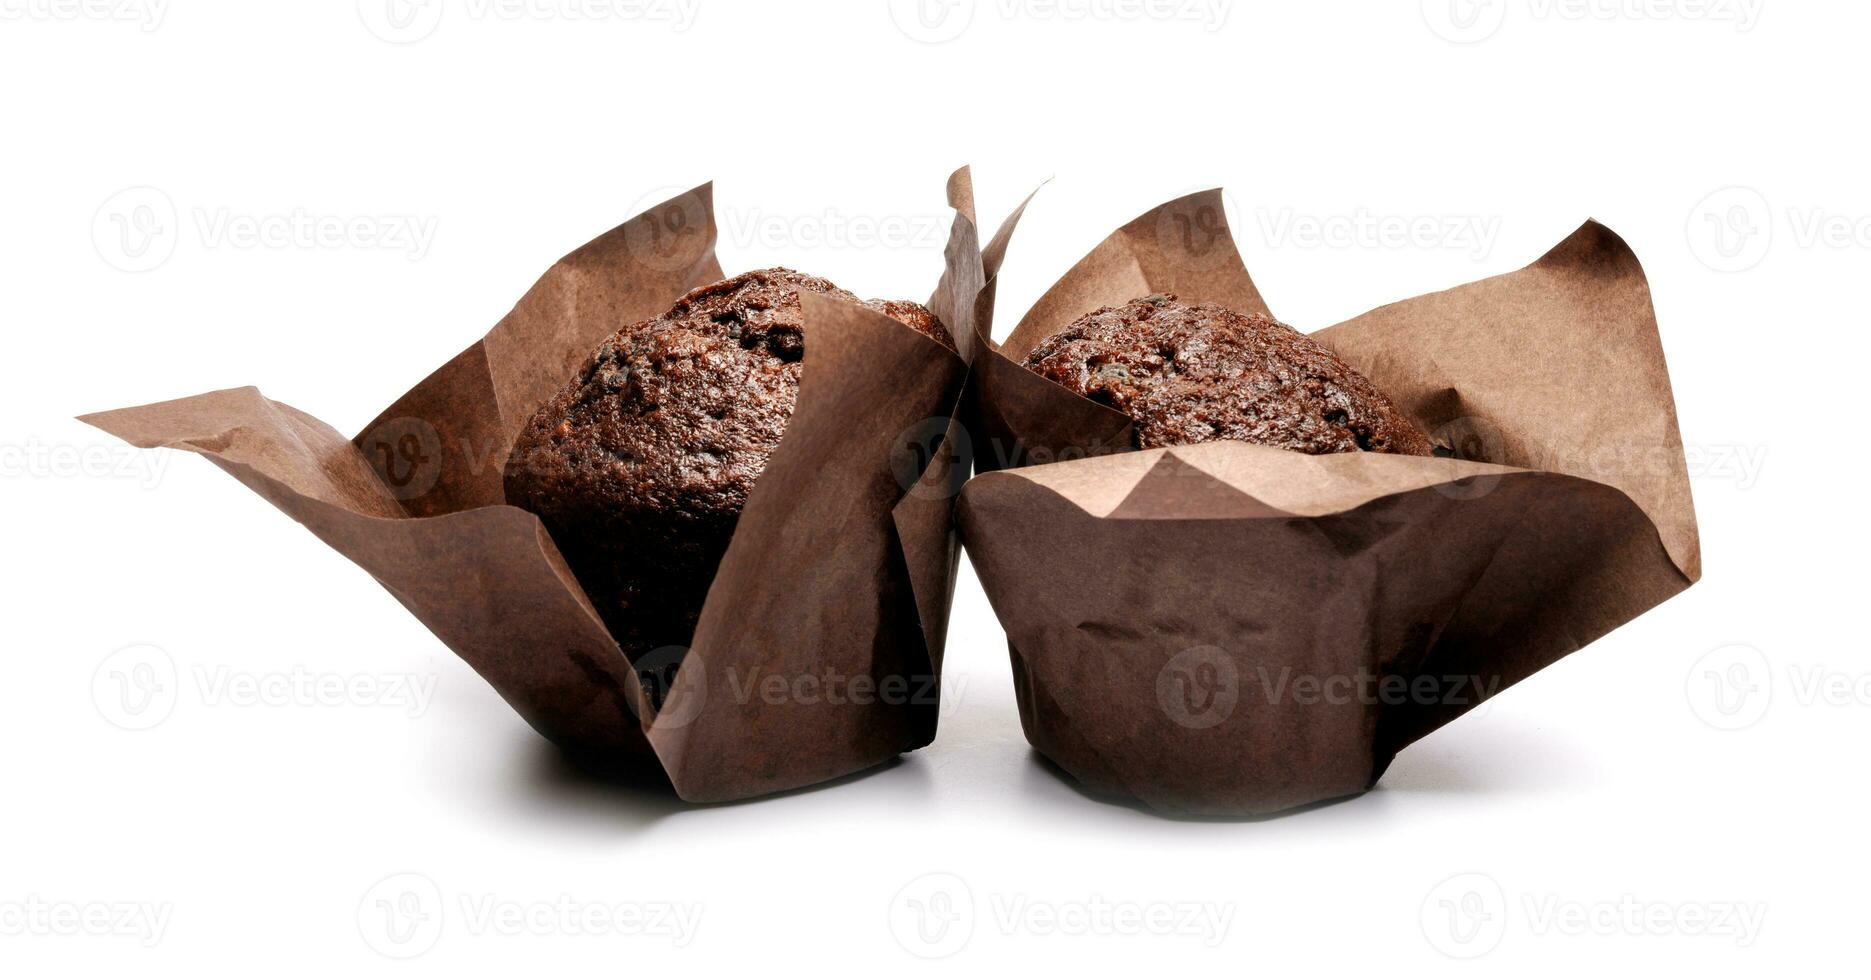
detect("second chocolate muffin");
top-left (504, 268), bottom-right (953, 665)
top-left (1024, 295), bottom-right (1433, 456)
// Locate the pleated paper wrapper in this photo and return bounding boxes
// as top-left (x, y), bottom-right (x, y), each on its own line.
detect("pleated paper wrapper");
top-left (83, 170), bottom-right (993, 803)
top-left (958, 189), bottom-right (1700, 815)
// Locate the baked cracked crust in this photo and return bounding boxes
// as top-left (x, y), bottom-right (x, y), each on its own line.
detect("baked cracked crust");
top-left (1023, 295), bottom-right (1433, 456)
top-left (504, 268), bottom-right (951, 660)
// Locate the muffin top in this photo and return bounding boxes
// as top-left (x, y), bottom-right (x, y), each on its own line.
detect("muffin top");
top-left (508, 266), bottom-right (951, 523)
top-left (1024, 295), bottom-right (1433, 456)
top-left (502, 267), bottom-right (950, 659)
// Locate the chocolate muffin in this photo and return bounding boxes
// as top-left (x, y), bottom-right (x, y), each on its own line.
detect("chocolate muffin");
top-left (504, 268), bottom-right (953, 665)
top-left (1024, 295), bottom-right (1433, 456)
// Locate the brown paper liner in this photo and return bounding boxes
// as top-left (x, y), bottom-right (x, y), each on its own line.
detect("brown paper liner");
top-left (959, 189), bottom-right (1700, 816)
top-left (82, 171), bottom-right (992, 803)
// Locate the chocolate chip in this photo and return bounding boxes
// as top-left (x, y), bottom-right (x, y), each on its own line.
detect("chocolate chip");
top-left (1023, 297), bottom-right (1436, 457)
top-left (596, 363), bottom-right (630, 391)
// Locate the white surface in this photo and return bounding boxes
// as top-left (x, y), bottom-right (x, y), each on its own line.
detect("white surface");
top-left (0, 1), bottom-right (1848, 974)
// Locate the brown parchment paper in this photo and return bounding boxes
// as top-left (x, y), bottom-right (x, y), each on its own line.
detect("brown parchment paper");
top-left (958, 190), bottom-right (1701, 815)
top-left (82, 171), bottom-right (992, 803)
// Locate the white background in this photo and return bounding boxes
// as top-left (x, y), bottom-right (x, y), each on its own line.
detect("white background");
top-left (0, 0), bottom-right (1846, 974)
